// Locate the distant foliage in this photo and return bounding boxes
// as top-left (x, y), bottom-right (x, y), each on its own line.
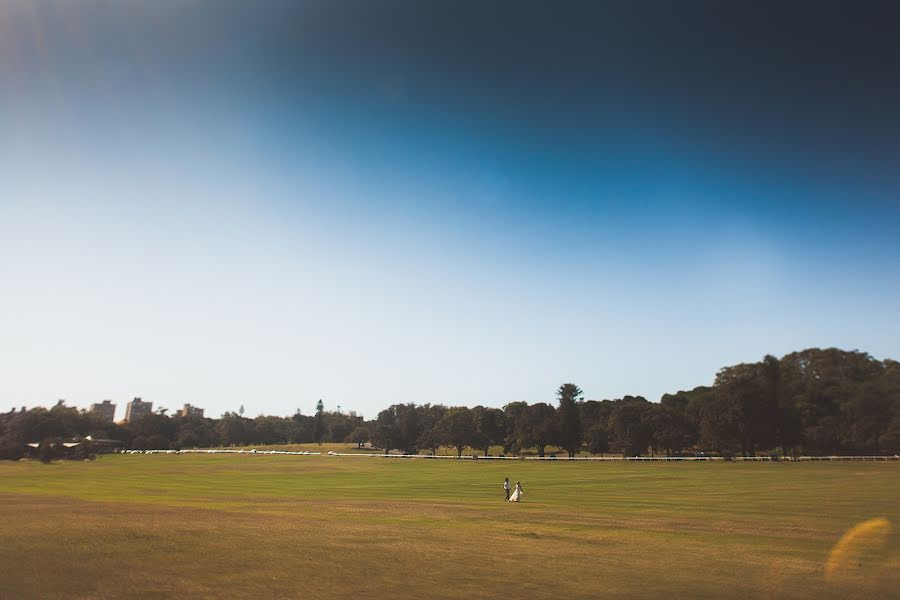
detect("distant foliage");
top-left (1, 348), bottom-right (898, 460)
top-left (557, 384), bottom-right (583, 457)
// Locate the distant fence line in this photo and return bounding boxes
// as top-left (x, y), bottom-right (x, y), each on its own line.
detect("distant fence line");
top-left (126, 449), bottom-right (900, 462)
top-left (129, 449), bottom-right (322, 456)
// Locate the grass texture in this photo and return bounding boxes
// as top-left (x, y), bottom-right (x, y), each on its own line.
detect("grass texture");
top-left (1, 452), bottom-right (897, 599)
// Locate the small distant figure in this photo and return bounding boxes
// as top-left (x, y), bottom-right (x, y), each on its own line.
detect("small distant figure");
top-left (508, 481), bottom-right (524, 502)
top-left (504, 477), bottom-right (510, 501)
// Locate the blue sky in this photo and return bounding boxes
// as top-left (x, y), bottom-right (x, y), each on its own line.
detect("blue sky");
top-left (1, 1), bottom-right (898, 419)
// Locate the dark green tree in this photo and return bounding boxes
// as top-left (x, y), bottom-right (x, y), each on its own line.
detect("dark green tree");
top-left (587, 424), bottom-right (610, 456)
top-left (609, 397), bottom-right (652, 457)
top-left (472, 406), bottom-right (506, 456)
top-left (502, 401), bottom-right (528, 454)
top-left (416, 404), bottom-right (448, 455)
top-left (372, 408), bottom-right (400, 454)
top-left (437, 407), bottom-right (476, 458)
top-left (215, 413), bottom-right (250, 447)
top-left (290, 411), bottom-right (314, 443)
top-left (782, 348), bottom-right (883, 455)
top-left (648, 403), bottom-right (690, 456)
top-left (312, 399), bottom-right (325, 444)
top-left (395, 404), bottom-right (421, 454)
top-left (349, 426), bottom-right (370, 448)
top-left (762, 354), bottom-right (802, 457)
top-left (556, 383), bottom-right (583, 457)
top-left (514, 403), bottom-right (558, 457)
top-left (714, 362), bottom-right (774, 456)
top-left (580, 400), bottom-right (615, 456)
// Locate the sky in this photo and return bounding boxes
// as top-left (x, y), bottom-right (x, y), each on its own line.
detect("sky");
top-left (1, 1), bottom-right (898, 420)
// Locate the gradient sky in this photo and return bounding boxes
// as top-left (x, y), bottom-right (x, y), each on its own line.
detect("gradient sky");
top-left (1, 1), bottom-right (898, 420)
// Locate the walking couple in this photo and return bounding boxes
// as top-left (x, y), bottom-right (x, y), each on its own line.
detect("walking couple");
top-left (503, 477), bottom-right (524, 502)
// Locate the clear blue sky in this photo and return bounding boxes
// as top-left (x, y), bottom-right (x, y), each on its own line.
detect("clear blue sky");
top-left (1, 1), bottom-right (898, 420)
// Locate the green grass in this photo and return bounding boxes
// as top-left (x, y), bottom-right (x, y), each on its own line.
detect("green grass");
top-left (1, 455), bottom-right (898, 599)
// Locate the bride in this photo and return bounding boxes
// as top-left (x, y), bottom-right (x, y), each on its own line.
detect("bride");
top-left (508, 481), bottom-right (524, 502)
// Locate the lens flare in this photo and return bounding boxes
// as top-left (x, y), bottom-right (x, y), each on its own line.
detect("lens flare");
top-left (825, 518), bottom-right (893, 583)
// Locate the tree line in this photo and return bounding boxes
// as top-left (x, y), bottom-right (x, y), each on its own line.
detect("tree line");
top-left (1, 348), bottom-right (898, 461)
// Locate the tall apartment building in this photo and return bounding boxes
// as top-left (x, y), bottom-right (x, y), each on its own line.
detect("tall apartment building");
top-left (177, 404), bottom-right (204, 418)
top-left (89, 400), bottom-right (116, 422)
top-left (124, 397), bottom-right (153, 422)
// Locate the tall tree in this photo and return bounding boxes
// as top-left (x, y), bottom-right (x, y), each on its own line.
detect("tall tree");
top-left (290, 411), bottom-right (314, 443)
top-left (394, 404), bottom-right (422, 455)
top-left (514, 403), bottom-right (558, 457)
top-left (662, 388), bottom-right (706, 450)
top-left (698, 391), bottom-right (744, 456)
top-left (312, 399), bottom-right (325, 444)
top-left (762, 354), bottom-right (801, 457)
top-left (587, 424), bottom-right (610, 456)
top-left (609, 397), bottom-right (652, 457)
top-left (782, 348), bottom-right (884, 455)
top-left (416, 404), bottom-right (448, 455)
top-left (843, 379), bottom-right (895, 454)
top-left (714, 363), bottom-right (773, 456)
top-left (502, 401), bottom-right (528, 454)
top-left (472, 406), bottom-right (506, 456)
top-left (372, 408), bottom-right (400, 455)
top-left (437, 408), bottom-right (477, 458)
top-left (877, 360), bottom-right (900, 454)
top-left (580, 400), bottom-right (615, 456)
top-left (349, 426), bottom-right (370, 448)
top-left (215, 412), bottom-right (250, 447)
top-left (647, 403), bottom-right (690, 456)
top-left (556, 383), bottom-right (583, 457)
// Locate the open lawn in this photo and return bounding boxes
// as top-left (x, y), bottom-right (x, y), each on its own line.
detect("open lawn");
top-left (1, 455), bottom-right (898, 599)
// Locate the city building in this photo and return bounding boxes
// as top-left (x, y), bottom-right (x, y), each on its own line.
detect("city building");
top-left (177, 404), bottom-right (204, 418)
top-left (124, 397), bottom-right (153, 422)
top-left (89, 400), bottom-right (116, 422)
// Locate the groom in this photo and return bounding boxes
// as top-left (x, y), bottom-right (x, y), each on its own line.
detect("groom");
top-left (503, 477), bottom-right (510, 501)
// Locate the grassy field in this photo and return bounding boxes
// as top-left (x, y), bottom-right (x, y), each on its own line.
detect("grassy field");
top-left (1, 455), bottom-right (898, 599)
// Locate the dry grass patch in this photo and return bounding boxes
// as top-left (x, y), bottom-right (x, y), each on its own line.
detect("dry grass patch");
top-left (0, 456), bottom-right (897, 599)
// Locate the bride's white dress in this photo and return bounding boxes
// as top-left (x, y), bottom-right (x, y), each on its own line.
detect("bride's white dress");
top-left (508, 484), bottom-right (523, 502)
